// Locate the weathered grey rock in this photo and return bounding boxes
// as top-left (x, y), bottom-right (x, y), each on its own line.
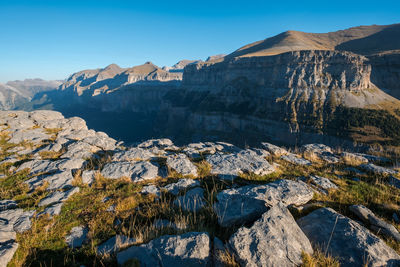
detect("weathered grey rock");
top-left (62, 141), bottom-right (98, 159)
top-left (0, 240), bottom-right (19, 267)
top-left (214, 179), bottom-right (313, 227)
top-left (27, 171), bottom-right (75, 191)
top-left (117, 232), bottom-right (211, 266)
top-left (0, 208), bottom-right (34, 242)
top-left (0, 200), bottom-right (17, 211)
top-left (97, 235), bottom-right (137, 254)
top-left (18, 158), bottom-right (85, 175)
top-left (306, 175), bottom-right (338, 190)
top-left (101, 161), bottom-right (159, 182)
top-left (81, 170), bottom-right (96, 186)
top-left (138, 138), bottom-right (174, 149)
top-left (8, 128), bottom-right (50, 144)
top-left (354, 153), bottom-right (390, 163)
top-left (59, 117), bottom-right (88, 132)
top-left (360, 163), bottom-right (397, 175)
top-left (261, 142), bottom-right (287, 156)
top-left (281, 153), bottom-right (311, 165)
top-left (82, 133), bottom-right (116, 150)
top-left (65, 226), bottom-right (88, 248)
top-left (207, 150), bottom-right (275, 180)
top-left (349, 205), bottom-right (400, 242)
top-left (302, 143), bottom-right (332, 154)
top-left (141, 185), bottom-right (161, 197)
top-left (174, 187), bottom-right (205, 212)
top-left (167, 154), bottom-right (198, 176)
top-left (297, 207), bottom-right (400, 267)
top-left (163, 179), bottom-right (201, 195)
top-left (112, 147), bottom-right (155, 161)
top-left (341, 152), bottom-right (369, 164)
top-left (38, 202), bottom-right (63, 218)
top-left (38, 187), bottom-right (80, 207)
top-left (39, 137), bottom-right (69, 153)
top-left (229, 203), bottom-right (313, 266)
top-left (60, 129), bottom-right (95, 141)
top-left (301, 144), bottom-right (339, 163)
top-left (29, 110), bottom-right (64, 123)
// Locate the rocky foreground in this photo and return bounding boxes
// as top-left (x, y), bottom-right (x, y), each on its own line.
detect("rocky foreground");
top-left (1, 111), bottom-right (400, 266)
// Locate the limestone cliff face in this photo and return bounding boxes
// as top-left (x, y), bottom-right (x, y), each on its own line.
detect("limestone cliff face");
top-left (368, 53), bottom-right (400, 99)
top-left (178, 50), bottom-right (399, 133)
top-left (183, 50), bottom-right (372, 93)
top-left (60, 62), bottom-right (182, 96)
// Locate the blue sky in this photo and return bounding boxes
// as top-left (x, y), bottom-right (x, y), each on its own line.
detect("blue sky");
top-left (0, 0), bottom-right (399, 82)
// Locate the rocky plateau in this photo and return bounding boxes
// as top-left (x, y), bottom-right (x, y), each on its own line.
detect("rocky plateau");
top-left (1, 110), bottom-right (400, 266)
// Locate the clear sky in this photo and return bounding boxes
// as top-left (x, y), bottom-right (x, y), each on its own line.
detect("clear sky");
top-left (0, 0), bottom-right (399, 83)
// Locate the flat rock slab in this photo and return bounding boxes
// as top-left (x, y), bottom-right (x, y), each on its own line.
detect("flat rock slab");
top-left (214, 179), bottom-right (313, 227)
top-left (281, 153), bottom-right (311, 166)
top-left (360, 163), bottom-right (397, 175)
top-left (38, 187), bottom-right (80, 207)
top-left (18, 158), bottom-right (85, 175)
top-left (65, 226), bottom-right (88, 248)
top-left (167, 154), bottom-right (198, 176)
top-left (349, 205), bottom-right (400, 242)
top-left (8, 128), bottom-right (50, 144)
top-left (207, 150), bottom-right (275, 180)
top-left (117, 232), bottom-right (211, 266)
top-left (101, 161), bottom-right (158, 182)
top-left (112, 147), bottom-right (155, 161)
top-left (97, 235), bottom-right (137, 255)
top-left (229, 203), bottom-right (313, 266)
top-left (297, 207), bottom-right (400, 267)
top-left (174, 187), bottom-right (205, 212)
top-left (163, 179), bottom-right (201, 195)
top-left (62, 141), bottom-right (98, 159)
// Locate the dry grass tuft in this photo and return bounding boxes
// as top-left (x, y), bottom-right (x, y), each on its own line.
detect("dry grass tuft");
top-left (301, 250), bottom-right (340, 267)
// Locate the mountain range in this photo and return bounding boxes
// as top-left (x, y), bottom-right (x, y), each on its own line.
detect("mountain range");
top-left (6, 23), bottom-right (400, 147)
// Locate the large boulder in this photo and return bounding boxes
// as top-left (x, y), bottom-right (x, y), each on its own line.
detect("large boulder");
top-left (297, 207), bottom-right (400, 267)
top-left (229, 203), bottom-right (313, 266)
top-left (117, 232), bottom-right (211, 266)
top-left (214, 179), bottom-right (313, 227)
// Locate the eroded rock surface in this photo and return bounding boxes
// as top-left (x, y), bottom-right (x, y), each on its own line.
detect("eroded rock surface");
top-left (297, 208), bottom-right (400, 267)
top-left (229, 203), bottom-right (313, 266)
top-left (117, 232), bottom-right (211, 266)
